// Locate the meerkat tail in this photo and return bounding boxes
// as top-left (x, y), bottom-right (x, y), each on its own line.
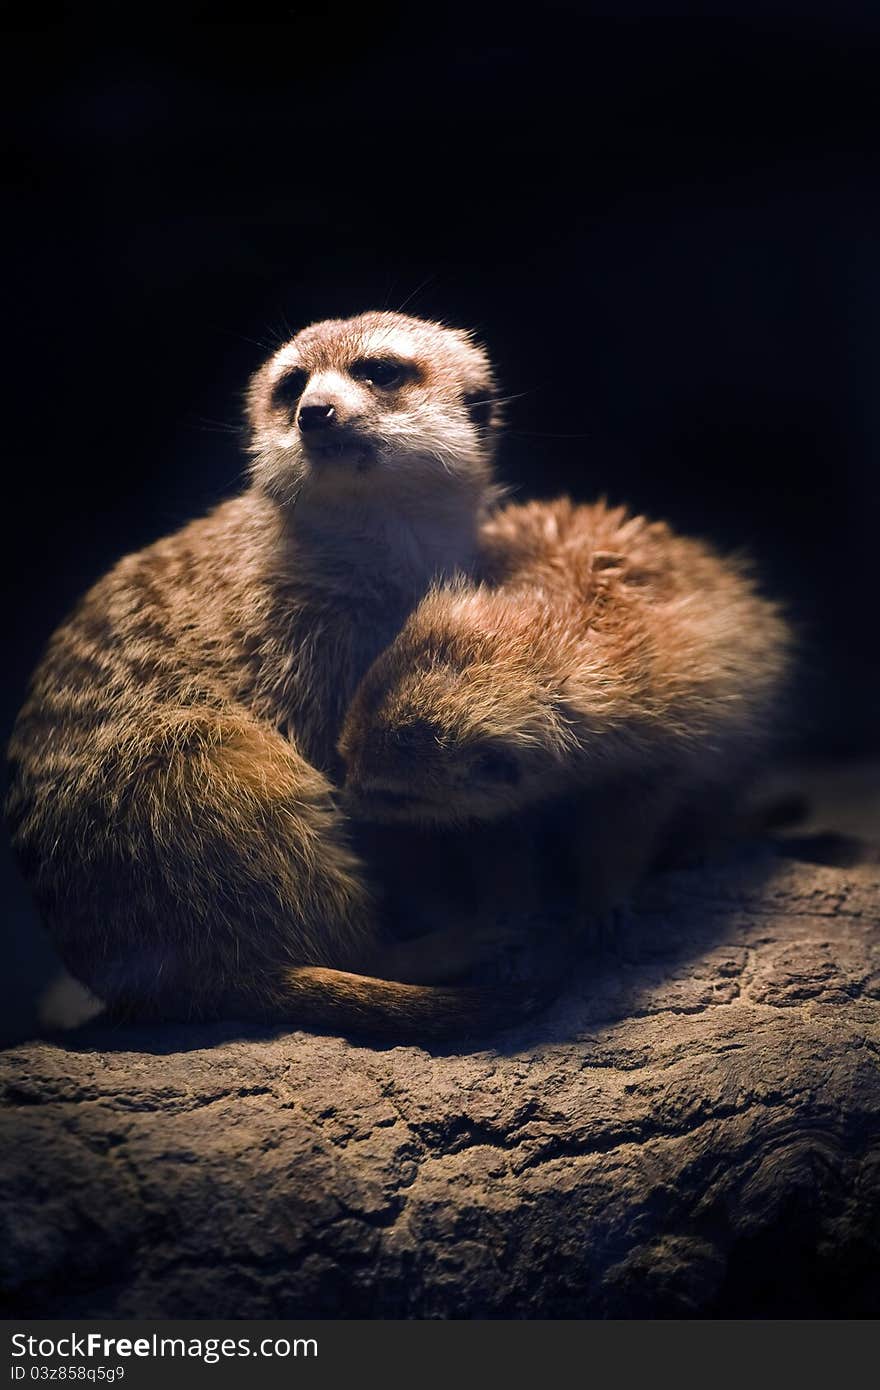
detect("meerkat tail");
top-left (257, 967), bottom-right (545, 1040)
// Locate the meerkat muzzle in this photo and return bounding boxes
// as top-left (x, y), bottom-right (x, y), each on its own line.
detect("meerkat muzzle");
top-left (297, 402), bottom-right (336, 432)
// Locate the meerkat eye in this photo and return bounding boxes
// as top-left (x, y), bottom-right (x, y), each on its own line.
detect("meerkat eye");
top-left (394, 718), bottom-right (442, 753)
top-left (471, 748), bottom-right (521, 786)
top-left (271, 368), bottom-right (309, 410)
top-left (350, 358), bottom-right (406, 389)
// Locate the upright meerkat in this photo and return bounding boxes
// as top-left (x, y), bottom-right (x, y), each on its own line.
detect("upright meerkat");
top-left (340, 498), bottom-right (793, 917)
top-left (7, 311), bottom-right (536, 1037)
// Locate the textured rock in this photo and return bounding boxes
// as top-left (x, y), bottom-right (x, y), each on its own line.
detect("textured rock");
top-left (1, 843), bottom-right (879, 1318)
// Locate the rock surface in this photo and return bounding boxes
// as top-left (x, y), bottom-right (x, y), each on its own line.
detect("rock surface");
top-left (1, 843), bottom-right (879, 1318)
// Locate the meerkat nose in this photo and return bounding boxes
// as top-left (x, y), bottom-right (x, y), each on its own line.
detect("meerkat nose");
top-left (297, 403), bottom-right (337, 433)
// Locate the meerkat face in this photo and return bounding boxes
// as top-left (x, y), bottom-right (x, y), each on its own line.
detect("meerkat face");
top-left (246, 311), bottom-right (501, 512)
top-left (339, 588), bottom-right (581, 825)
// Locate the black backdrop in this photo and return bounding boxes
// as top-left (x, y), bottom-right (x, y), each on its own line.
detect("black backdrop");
top-left (4, 5), bottom-right (880, 1039)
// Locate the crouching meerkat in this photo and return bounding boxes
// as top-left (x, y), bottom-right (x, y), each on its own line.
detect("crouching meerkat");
top-left (340, 497), bottom-right (794, 922)
top-left (7, 311), bottom-right (544, 1038)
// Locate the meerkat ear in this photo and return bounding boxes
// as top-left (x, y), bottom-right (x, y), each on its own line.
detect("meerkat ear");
top-left (244, 368), bottom-right (268, 445)
top-left (464, 390), bottom-right (500, 431)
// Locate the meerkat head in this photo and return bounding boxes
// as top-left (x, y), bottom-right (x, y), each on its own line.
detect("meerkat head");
top-left (339, 585), bottom-right (584, 826)
top-left (246, 311), bottom-right (501, 516)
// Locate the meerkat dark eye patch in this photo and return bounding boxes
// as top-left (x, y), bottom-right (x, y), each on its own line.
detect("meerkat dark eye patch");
top-left (464, 391), bottom-right (495, 428)
top-left (392, 718), bottom-right (443, 754)
top-left (350, 357), bottom-right (414, 389)
top-left (270, 368), bottom-right (309, 410)
top-left (471, 747), bottom-right (521, 786)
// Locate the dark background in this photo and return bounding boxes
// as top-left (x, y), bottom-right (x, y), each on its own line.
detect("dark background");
top-left (4, 4), bottom-right (880, 1041)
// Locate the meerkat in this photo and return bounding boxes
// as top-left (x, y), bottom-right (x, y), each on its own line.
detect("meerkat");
top-left (340, 497), bottom-right (794, 921)
top-left (6, 311), bottom-right (541, 1038)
